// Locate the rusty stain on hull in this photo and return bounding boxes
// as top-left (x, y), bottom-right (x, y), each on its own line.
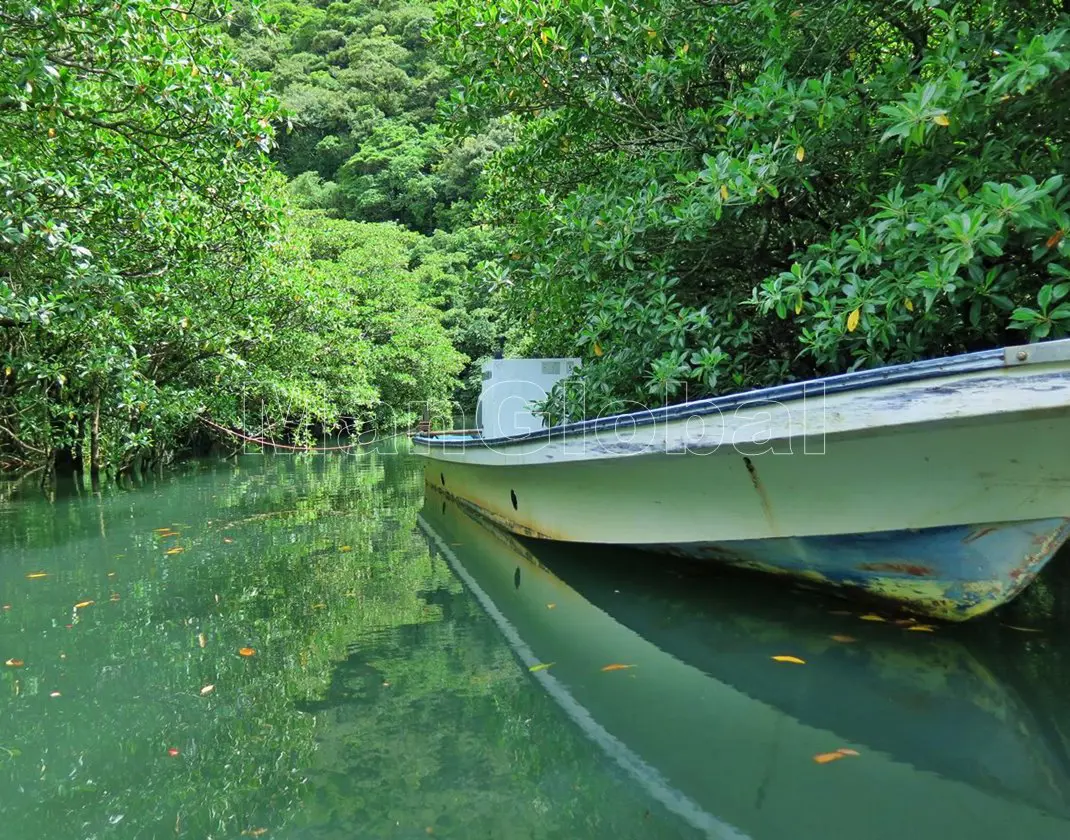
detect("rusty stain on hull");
top-left (742, 456), bottom-right (778, 535)
top-left (857, 562), bottom-right (934, 577)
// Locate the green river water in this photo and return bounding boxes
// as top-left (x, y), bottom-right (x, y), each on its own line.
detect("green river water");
top-left (2, 449), bottom-right (1070, 839)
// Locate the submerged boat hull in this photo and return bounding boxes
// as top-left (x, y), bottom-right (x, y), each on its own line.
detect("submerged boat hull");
top-left (415, 340), bottom-right (1070, 620)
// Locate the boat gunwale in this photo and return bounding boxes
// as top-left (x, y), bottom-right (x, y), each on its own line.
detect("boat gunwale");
top-left (416, 339), bottom-right (1070, 450)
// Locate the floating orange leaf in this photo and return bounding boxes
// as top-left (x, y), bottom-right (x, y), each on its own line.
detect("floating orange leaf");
top-left (813, 751), bottom-right (847, 764)
top-left (5, 658), bottom-right (24, 667)
top-left (772, 655), bottom-right (806, 664)
top-left (167, 747), bottom-right (180, 757)
top-left (830, 634), bottom-right (857, 643)
top-left (197, 633), bottom-right (207, 648)
top-left (165, 547), bottom-right (184, 555)
top-left (25, 572), bottom-right (48, 580)
top-left (200, 684), bottom-right (215, 695)
top-left (906, 624), bottom-right (935, 632)
top-left (74, 600), bottom-right (94, 609)
top-left (601, 663), bottom-right (635, 672)
top-left (858, 613), bottom-right (885, 622)
top-left (238, 647), bottom-right (256, 657)
top-left (529, 662), bottom-right (554, 672)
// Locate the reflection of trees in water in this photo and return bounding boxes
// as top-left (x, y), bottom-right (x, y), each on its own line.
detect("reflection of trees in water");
top-left (0, 453), bottom-right (696, 839)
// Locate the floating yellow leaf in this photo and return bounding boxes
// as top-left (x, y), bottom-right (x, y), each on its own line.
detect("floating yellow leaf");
top-left (772, 655), bottom-right (806, 664)
top-left (165, 547), bottom-right (184, 555)
top-left (74, 600), bottom-right (94, 609)
top-left (720, 184), bottom-right (729, 201)
top-left (198, 633), bottom-right (207, 648)
top-left (933, 113), bottom-right (950, 126)
top-left (238, 647), bottom-right (256, 657)
top-left (546, 603), bottom-right (557, 609)
top-left (904, 298), bottom-right (914, 312)
top-left (5, 659), bottom-right (24, 667)
top-left (906, 624), bottom-right (935, 632)
top-left (593, 341), bottom-right (603, 357)
top-left (813, 751), bottom-right (847, 764)
top-left (200, 684), bottom-right (215, 695)
top-left (846, 308), bottom-right (860, 332)
top-left (795, 146), bottom-right (805, 162)
top-left (25, 572), bottom-right (48, 580)
top-left (529, 662), bottom-right (554, 672)
top-left (859, 613), bottom-right (885, 622)
top-left (601, 663), bottom-right (635, 672)
top-left (830, 634), bottom-right (857, 643)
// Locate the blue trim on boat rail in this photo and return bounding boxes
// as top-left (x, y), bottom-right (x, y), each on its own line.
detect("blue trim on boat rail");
top-left (415, 345), bottom-right (1014, 449)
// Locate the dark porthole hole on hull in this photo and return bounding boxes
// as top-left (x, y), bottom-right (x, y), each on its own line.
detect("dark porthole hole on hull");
top-left (441, 501), bottom-right (446, 515)
top-left (440, 472), bottom-right (445, 486)
top-left (510, 489), bottom-right (518, 510)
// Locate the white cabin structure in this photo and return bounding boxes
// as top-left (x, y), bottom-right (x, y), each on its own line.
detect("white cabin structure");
top-left (475, 358), bottom-right (580, 439)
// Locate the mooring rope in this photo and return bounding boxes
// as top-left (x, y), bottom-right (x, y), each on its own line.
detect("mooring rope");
top-left (197, 416), bottom-right (411, 453)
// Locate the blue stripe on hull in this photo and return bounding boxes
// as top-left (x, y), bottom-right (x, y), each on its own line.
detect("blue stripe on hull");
top-left (648, 517), bottom-right (1070, 621)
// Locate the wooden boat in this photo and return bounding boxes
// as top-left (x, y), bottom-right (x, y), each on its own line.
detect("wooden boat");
top-left (418, 487), bottom-right (1070, 837)
top-left (413, 338), bottom-right (1070, 621)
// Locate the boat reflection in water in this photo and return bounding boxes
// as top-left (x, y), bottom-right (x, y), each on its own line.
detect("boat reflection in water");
top-left (419, 485), bottom-right (1070, 840)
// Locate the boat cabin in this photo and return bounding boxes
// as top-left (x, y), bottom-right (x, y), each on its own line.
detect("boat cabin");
top-left (475, 358), bottom-right (580, 439)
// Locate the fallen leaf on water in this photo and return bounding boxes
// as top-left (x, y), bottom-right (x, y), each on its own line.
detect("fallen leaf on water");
top-left (2, 605), bottom-right (10, 610)
top-left (153, 528), bottom-right (173, 534)
top-left (197, 633), bottom-right (207, 648)
top-left (813, 752), bottom-right (847, 764)
top-left (830, 634), bottom-right (857, 643)
top-left (159, 531), bottom-right (179, 538)
top-left (110, 593), bottom-right (120, 602)
top-left (223, 538), bottom-right (233, 544)
top-left (200, 684), bottom-right (215, 695)
top-left (165, 547), bottom-right (184, 555)
top-left (837, 748), bottom-right (860, 756)
top-left (906, 624), bottom-right (935, 632)
top-left (74, 600), bottom-right (94, 609)
top-left (546, 603), bottom-right (557, 610)
top-left (107, 572), bottom-right (116, 578)
top-left (167, 747), bottom-right (180, 757)
top-left (238, 647), bottom-right (256, 657)
top-left (50, 691), bottom-right (61, 698)
top-left (859, 614), bottom-right (886, 622)
top-left (5, 659), bottom-right (24, 667)
top-left (241, 830), bottom-right (268, 838)
top-left (772, 655), bottom-right (806, 664)
top-left (25, 572), bottom-right (48, 580)
top-left (601, 663), bottom-right (635, 672)
top-left (529, 662), bottom-right (554, 672)
top-left (1003, 624), bottom-right (1043, 632)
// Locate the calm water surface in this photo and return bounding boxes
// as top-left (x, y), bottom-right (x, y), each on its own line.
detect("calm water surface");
top-left (2, 451), bottom-right (1070, 839)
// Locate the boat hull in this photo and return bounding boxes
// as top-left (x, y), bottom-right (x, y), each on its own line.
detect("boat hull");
top-left (415, 341), bottom-right (1070, 620)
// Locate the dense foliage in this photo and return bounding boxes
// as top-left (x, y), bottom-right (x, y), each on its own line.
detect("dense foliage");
top-left (231, 0), bottom-right (511, 231)
top-left (435, 0), bottom-right (1070, 419)
top-left (0, 0), bottom-right (467, 475)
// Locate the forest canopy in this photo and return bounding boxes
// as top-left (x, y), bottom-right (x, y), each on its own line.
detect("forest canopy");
top-left (4, 0), bottom-right (1070, 473)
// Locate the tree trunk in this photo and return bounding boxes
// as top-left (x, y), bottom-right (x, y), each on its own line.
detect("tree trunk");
top-left (90, 390), bottom-right (101, 477)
